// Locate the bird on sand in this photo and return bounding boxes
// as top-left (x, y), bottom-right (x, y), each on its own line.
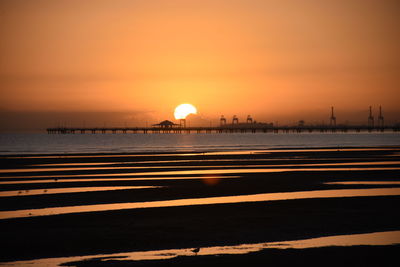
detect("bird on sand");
top-left (192, 247), bottom-right (200, 255)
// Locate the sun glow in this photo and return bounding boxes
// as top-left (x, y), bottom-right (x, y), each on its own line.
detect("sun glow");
top-left (174, 104), bottom-right (197, 120)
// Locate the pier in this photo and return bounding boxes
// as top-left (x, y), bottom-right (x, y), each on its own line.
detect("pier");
top-left (47, 107), bottom-right (400, 134)
top-left (47, 125), bottom-right (400, 134)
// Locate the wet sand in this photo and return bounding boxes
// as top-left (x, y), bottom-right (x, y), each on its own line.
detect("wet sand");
top-left (61, 245), bottom-right (400, 267)
top-left (0, 147), bottom-right (400, 265)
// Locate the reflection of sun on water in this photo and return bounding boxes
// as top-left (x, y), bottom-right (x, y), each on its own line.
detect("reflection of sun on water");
top-left (174, 104), bottom-right (197, 119)
top-left (202, 175), bottom-right (221, 186)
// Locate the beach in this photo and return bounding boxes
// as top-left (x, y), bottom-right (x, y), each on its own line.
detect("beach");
top-left (1, 147), bottom-right (400, 266)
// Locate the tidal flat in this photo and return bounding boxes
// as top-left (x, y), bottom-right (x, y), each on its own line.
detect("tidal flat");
top-left (0, 147), bottom-right (399, 266)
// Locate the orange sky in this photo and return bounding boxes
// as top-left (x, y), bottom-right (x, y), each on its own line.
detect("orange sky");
top-left (0, 0), bottom-right (399, 128)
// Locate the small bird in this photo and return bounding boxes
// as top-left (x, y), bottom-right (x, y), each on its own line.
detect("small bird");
top-left (192, 247), bottom-right (200, 255)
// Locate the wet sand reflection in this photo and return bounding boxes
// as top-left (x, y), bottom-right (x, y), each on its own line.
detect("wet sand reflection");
top-left (0, 186), bottom-right (160, 197)
top-left (0, 175), bottom-right (239, 185)
top-left (1, 231), bottom-right (399, 267)
top-left (2, 161), bottom-right (400, 174)
top-left (326, 181), bottom-right (400, 185)
top-left (28, 157), bottom-right (393, 167)
top-left (1, 188), bottom-right (399, 220)
top-left (2, 167), bottom-right (400, 180)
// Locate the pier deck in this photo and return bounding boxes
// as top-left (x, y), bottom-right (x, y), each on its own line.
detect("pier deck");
top-left (47, 126), bottom-right (399, 134)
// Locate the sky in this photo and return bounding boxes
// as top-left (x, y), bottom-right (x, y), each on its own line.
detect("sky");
top-left (0, 0), bottom-right (399, 131)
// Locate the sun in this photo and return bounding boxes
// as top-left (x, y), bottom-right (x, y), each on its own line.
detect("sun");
top-left (174, 104), bottom-right (197, 119)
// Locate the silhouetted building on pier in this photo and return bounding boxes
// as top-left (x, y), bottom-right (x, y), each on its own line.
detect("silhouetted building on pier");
top-left (153, 120), bottom-right (180, 129)
top-left (247, 115), bottom-right (253, 124)
top-left (232, 115), bottom-right (239, 124)
top-left (220, 115), bottom-right (226, 126)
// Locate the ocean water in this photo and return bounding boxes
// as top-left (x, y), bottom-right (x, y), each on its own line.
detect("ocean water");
top-left (0, 132), bottom-right (399, 155)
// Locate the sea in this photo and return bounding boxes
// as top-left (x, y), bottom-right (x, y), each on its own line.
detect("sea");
top-left (1, 132), bottom-right (399, 155)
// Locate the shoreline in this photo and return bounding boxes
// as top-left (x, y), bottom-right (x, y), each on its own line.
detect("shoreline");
top-left (1, 145), bottom-right (400, 157)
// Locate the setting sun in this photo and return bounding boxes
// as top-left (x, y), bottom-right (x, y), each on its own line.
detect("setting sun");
top-left (174, 104), bottom-right (197, 120)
